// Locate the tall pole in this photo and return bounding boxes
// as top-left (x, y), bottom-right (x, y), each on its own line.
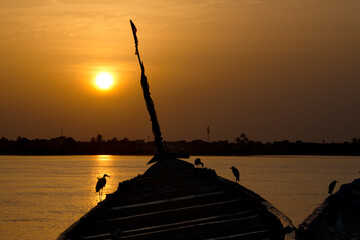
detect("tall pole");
top-left (130, 20), bottom-right (166, 157)
top-left (207, 126), bottom-right (210, 142)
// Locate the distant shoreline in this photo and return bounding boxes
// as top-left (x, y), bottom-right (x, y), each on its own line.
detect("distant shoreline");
top-left (1, 136), bottom-right (360, 156)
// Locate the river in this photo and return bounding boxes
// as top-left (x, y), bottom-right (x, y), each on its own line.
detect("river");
top-left (0, 155), bottom-right (359, 239)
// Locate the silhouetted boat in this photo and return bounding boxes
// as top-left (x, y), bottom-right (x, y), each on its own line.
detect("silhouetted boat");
top-left (57, 156), bottom-right (296, 240)
top-left (298, 178), bottom-right (360, 240)
top-left (57, 20), bottom-right (296, 240)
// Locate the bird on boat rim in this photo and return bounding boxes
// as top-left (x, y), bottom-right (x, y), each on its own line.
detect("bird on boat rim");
top-left (96, 174), bottom-right (110, 201)
top-left (230, 166), bottom-right (240, 183)
top-left (194, 158), bottom-right (204, 168)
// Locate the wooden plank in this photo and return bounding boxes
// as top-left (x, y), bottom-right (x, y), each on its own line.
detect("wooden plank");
top-left (121, 215), bottom-right (265, 239)
top-left (111, 191), bottom-right (226, 211)
top-left (98, 199), bottom-right (240, 223)
top-left (82, 233), bottom-right (111, 239)
top-left (82, 210), bottom-right (255, 240)
top-left (122, 210), bottom-right (255, 234)
top-left (205, 229), bottom-right (270, 240)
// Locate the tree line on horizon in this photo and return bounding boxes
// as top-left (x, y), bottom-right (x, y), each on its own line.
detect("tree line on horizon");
top-left (1, 133), bottom-right (360, 155)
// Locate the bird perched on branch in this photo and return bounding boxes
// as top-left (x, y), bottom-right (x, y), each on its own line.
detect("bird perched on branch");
top-left (96, 174), bottom-right (110, 200)
top-left (194, 158), bottom-right (204, 168)
top-left (328, 180), bottom-right (338, 194)
top-left (230, 166), bottom-right (240, 183)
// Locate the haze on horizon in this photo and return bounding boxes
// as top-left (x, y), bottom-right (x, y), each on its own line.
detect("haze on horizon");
top-left (0, 0), bottom-right (359, 143)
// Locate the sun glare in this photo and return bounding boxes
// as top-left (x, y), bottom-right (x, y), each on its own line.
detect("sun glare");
top-left (95, 72), bottom-right (113, 90)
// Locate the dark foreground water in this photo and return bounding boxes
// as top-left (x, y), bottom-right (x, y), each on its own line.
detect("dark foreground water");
top-left (0, 155), bottom-right (359, 240)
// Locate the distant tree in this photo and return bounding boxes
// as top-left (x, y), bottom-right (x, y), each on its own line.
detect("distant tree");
top-left (17, 136), bottom-right (29, 142)
top-left (96, 134), bottom-right (103, 142)
top-left (109, 137), bottom-right (118, 143)
top-left (0, 137), bottom-right (8, 142)
top-left (351, 137), bottom-right (360, 144)
top-left (66, 137), bottom-right (75, 143)
top-left (16, 136), bottom-right (29, 147)
top-left (236, 133), bottom-right (249, 144)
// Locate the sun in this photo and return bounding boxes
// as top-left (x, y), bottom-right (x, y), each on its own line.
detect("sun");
top-left (95, 72), bottom-right (113, 90)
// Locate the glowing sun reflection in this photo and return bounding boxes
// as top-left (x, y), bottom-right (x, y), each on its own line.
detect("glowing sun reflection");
top-left (96, 155), bottom-right (113, 161)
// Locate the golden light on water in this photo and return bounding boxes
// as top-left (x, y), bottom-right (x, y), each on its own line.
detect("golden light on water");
top-left (95, 72), bottom-right (113, 90)
top-left (96, 155), bottom-right (113, 161)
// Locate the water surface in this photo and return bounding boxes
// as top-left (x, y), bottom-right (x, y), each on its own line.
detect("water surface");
top-left (0, 155), bottom-right (359, 240)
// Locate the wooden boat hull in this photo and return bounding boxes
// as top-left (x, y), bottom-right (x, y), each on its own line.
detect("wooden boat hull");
top-left (298, 178), bottom-right (360, 240)
top-left (57, 158), bottom-right (295, 240)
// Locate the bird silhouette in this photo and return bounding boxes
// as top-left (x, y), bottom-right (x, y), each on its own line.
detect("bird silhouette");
top-left (96, 174), bottom-right (110, 200)
top-left (194, 158), bottom-right (204, 168)
top-left (328, 180), bottom-right (338, 194)
top-left (230, 166), bottom-right (240, 183)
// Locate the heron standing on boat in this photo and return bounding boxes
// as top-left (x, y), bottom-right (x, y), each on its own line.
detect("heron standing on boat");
top-left (194, 158), bottom-right (204, 168)
top-left (230, 166), bottom-right (240, 183)
top-left (328, 180), bottom-right (338, 194)
top-left (96, 174), bottom-right (110, 200)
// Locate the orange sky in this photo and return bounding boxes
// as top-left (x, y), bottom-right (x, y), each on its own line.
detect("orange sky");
top-left (1, 0), bottom-right (360, 142)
